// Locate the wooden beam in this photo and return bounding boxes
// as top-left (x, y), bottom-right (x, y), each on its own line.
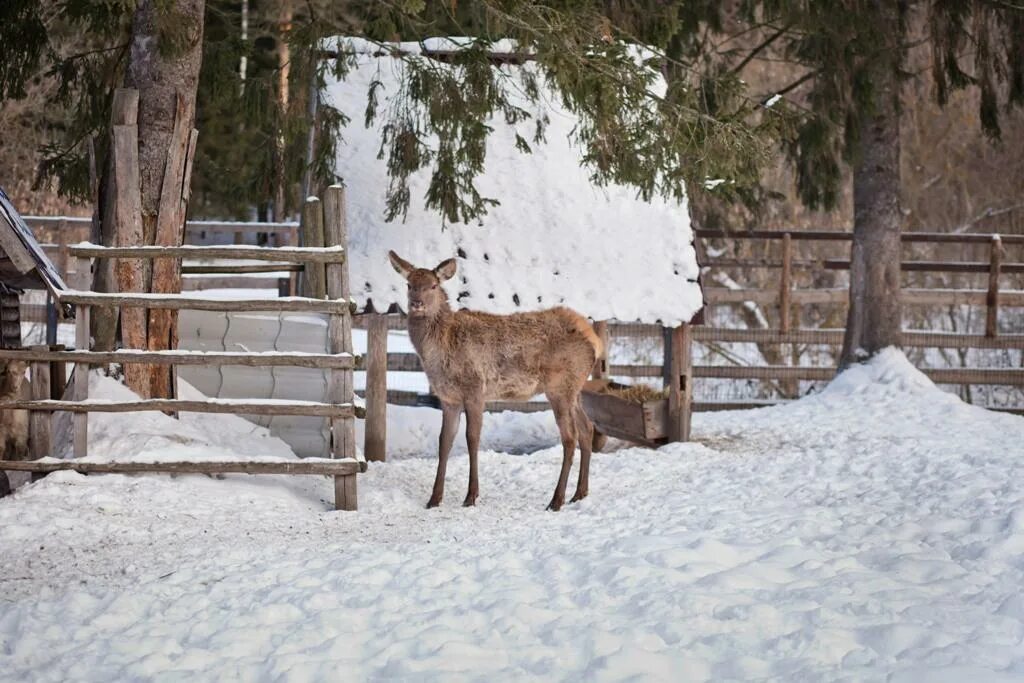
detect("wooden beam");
top-left (987, 235), bottom-right (1002, 337)
top-left (73, 305), bottom-right (89, 457)
top-left (323, 185), bottom-right (359, 510)
top-left (695, 228), bottom-right (1024, 245)
top-left (301, 197), bottom-right (327, 299)
top-left (364, 313), bottom-right (388, 462)
top-left (0, 348), bottom-right (356, 368)
top-left (591, 321), bottom-right (610, 380)
top-left (29, 352), bottom-right (51, 459)
top-left (181, 264), bottom-right (304, 274)
top-left (69, 244), bottom-right (346, 263)
top-left (0, 458), bottom-right (360, 476)
top-left (666, 324), bottom-right (693, 442)
top-left (58, 291), bottom-right (354, 314)
top-left (780, 233), bottom-right (793, 332)
top-left (1, 398), bottom-right (358, 417)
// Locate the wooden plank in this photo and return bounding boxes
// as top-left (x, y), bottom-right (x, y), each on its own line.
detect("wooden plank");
top-left (323, 185), bottom-right (359, 512)
top-left (592, 321), bottom-right (610, 380)
top-left (29, 353), bottom-right (51, 458)
top-left (148, 92), bottom-right (194, 399)
top-left (0, 348), bottom-right (355, 368)
top-left (691, 364), bottom-right (1024, 386)
top-left (73, 305), bottom-right (89, 457)
top-left (181, 263), bottom-right (304, 274)
top-left (301, 197), bottom-right (327, 299)
top-left (363, 313), bottom-right (388, 462)
top-left (1, 398), bottom-right (358, 417)
top-left (823, 259), bottom-right (1024, 274)
top-left (0, 458), bottom-right (360, 476)
top-left (695, 228), bottom-right (1024, 245)
top-left (58, 291), bottom-right (354, 314)
top-left (384, 352), bottom-right (423, 371)
top-left (926, 368), bottom-right (1024, 386)
top-left (112, 114), bottom-right (147, 395)
top-left (182, 276), bottom-right (286, 291)
top-left (69, 244), bottom-right (346, 263)
top-left (705, 287), bottom-right (1024, 307)
top-left (0, 210), bottom-right (36, 273)
top-left (666, 324), bottom-right (692, 442)
top-left (987, 236), bottom-right (1002, 337)
top-left (691, 327), bottom-right (1024, 349)
top-left (580, 388), bottom-right (648, 439)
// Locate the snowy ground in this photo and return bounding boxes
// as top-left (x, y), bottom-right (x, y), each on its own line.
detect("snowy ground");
top-left (2, 350), bottom-right (1024, 681)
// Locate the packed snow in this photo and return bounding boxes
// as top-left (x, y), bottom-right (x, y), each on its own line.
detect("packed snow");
top-left (321, 38), bottom-right (702, 326)
top-left (2, 349), bottom-right (1024, 680)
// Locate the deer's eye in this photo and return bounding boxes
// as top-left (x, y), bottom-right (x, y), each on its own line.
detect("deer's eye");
top-left (431, 284), bottom-right (438, 290)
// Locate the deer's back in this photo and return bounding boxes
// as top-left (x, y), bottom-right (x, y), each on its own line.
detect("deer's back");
top-left (419, 307), bottom-right (599, 402)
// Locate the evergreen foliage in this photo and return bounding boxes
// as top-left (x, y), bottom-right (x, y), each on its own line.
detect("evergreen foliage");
top-left (0, 1), bottom-right (787, 223)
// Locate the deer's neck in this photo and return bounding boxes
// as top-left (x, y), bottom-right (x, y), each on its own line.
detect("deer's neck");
top-left (407, 305), bottom-right (453, 357)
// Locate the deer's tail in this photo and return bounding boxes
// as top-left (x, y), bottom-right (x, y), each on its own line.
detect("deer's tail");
top-left (571, 315), bottom-right (604, 361)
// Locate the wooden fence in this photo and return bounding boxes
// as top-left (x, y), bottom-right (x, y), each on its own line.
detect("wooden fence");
top-left (3, 190), bottom-right (367, 509)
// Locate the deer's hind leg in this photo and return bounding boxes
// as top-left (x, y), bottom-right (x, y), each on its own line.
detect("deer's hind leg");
top-left (546, 395), bottom-right (577, 511)
top-left (463, 393), bottom-right (484, 507)
top-left (570, 398), bottom-right (594, 503)
top-left (428, 400), bottom-right (462, 508)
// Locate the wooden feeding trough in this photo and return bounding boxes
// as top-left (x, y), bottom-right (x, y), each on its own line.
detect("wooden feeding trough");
top-left (579, 324), bottom-right (696, 448)
top-left (580, 379), bottom-right (670, 448)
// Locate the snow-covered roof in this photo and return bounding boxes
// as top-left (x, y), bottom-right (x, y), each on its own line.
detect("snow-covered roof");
top-left (321, 39), bottom-right (702, 326)
top-left (0, 186), bottom-right (68, 297)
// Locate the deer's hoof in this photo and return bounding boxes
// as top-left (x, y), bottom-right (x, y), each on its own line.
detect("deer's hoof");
top-left (570, 490), bottom-right (588, 503)
top-left (426, 497), bottom-right (442, 509)
top-left (546, 497), bottom-right (564, 512)
top-left (462, 494), bottom-right (477, 508)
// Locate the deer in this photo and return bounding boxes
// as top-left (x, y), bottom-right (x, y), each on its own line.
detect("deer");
top-left (388, 251), bottom-right (605, 511)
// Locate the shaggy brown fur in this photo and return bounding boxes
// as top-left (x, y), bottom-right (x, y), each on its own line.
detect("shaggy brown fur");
top-left (389, 251), bottom-right (600, 510)
top-left (1, 360), bottom-right (28, 460)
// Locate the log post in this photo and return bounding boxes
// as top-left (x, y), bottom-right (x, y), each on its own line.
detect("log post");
top-left (986, 235), bottom-right (1002, 338)
top-left (780, 232), bottom-right (792, 333)
top-left (364, 313), bottom-right (388, 462)
top-left (591, 320), bottom-right (610, 380)
top-left (73, 304), bottom-right (91, 458)
top-left (667, 324), bottom-right (694, 442)
top-left (111, 88), bottom-right (148, 395)
top-left (29, 348), bottom-right (51, 458)
top-left (49, 344), bottom-right (66, 401)
top-left (301, 197), bottom-right (327, 299)
top-left (323, 186), bottom-right (357, 510)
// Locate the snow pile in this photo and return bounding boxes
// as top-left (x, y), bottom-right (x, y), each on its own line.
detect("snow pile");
top-left (3, 350), bottom-right (1024, 680)
top-left (85, 372), bottom-right (296, 462)
top-left (321, 38), bottom-right (701, 325)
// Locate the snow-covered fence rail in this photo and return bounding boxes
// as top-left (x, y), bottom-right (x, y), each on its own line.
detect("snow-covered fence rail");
top-left (1, 189), bottom-right (365, 509)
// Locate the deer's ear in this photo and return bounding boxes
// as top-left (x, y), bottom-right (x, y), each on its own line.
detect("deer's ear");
top-left (434, 258), bottom-right (457, 282)
top-left (388, 251), bottom-right (415, 279)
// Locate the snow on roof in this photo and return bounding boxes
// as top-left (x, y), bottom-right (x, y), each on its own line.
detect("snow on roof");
top-left (322, 39), bottom-right (702, 326)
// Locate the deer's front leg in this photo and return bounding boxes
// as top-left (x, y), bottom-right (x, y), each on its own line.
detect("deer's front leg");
top-left (428, 401), bottom-right (461, 508)
top-left (463, 394), bottom-right (484, 507)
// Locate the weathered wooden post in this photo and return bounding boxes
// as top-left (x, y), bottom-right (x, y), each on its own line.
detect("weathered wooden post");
top-left (364, 313), bottom-right (388, 462)
top-left (322, 186), bottom-right (357, 510)
top-left (779, 232), bottom-right (792, 333)
top-left (591, 320), bottom-right (610, 380)
top-left (73, 302), bottom-right (90, 458)
top-left (28, 346), bottom-right (51, 458)
top-left (986, 234), bottom-right (1002, 338)
top-left (301, 198), bottom-right (327, 300)
top-left (666, 323), bottom-right (694, 442)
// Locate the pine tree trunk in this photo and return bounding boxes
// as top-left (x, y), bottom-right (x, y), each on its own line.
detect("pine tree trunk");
top-left (118, 0), bottom-right (205, 398)
top-left (839, 13), bottom-right (903, 369)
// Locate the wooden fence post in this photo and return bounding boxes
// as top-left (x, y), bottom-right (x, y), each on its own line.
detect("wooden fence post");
top-left (29, 348), bottom-right (51, 458)
top-left (986, 235), bottom-right (1002, 338)
top-left (323, 186), bottom-right (357, 510)
top-left (301, 198), bottom-right (327, 299)
top-left (667, 324), bottom-right (694, 442)
top-left (364, 314), bottom-right (388, 462)
top-left (73, 305), bottom-right (90, 458)
top-left (591, 320), bottom-right (610, 380)
top-left (780, 232), bottom-right (792, 333)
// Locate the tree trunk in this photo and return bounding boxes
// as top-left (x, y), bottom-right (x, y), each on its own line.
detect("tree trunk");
top-left (274, 0), bottom-right (293, 222)
top-left (839, 10), bottom-right (903, 369)
top-left (117, 0), bottom-right (205, 398)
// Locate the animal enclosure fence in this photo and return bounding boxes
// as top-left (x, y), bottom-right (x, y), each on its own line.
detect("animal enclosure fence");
top-left (2, 189), bottom-right (367, 510)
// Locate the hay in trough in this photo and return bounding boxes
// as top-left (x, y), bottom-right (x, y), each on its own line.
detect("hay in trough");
top-left (600, 383), bottom-right (667, 404)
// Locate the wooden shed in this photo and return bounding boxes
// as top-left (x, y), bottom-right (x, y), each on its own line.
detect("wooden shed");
top-left (321, 39), bottom-right (705, 455)
top-left (0, 187), bottom-right (70, 343)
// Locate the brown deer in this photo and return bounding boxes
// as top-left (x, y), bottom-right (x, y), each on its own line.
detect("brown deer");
top-left (389, 251), bottom-right (603, 511)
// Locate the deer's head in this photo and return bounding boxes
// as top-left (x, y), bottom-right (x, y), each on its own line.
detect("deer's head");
top-left (388, 251), bottom-right (456, 318)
